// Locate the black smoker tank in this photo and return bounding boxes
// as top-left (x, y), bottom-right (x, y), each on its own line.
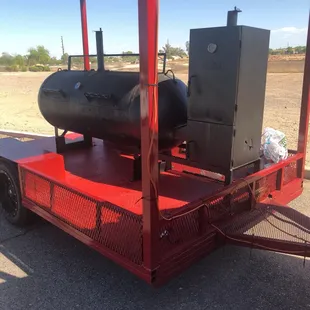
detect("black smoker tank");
top-left (38, 71), bottom-right (188, 152)
top-left (186, 9), bottom-right (270, 182)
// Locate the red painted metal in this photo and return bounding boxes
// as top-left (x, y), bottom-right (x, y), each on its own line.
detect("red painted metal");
top-left (15, 137), bottom-right (222, 215)
top-left (297, 12), bottom-right (310, 177)
top-left (138, 0), bottom-right (160, 275)
top-left (80, 0), bottom-right (90, 71)
top-left (0, 2), bottom-right (309, 286)
top-left (21, 198), bottom-right (150, 282)
top-left (223, 202), bottom-right (310, 257)
top-left (298, 12), bottom-right (310, 177)
top-left (3, 132), bottom-right (302, 284)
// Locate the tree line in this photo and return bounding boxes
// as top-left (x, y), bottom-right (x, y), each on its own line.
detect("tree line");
top-left (3, 41), bottom-right (303, 72)
top-left (0, 40), bottom-right (190, 72)
top-left (269, 46), bottom-right (306, 55)
top-left (0, 45), bottom-right (69, 72)
top-left (106, 41), bottom-right (189, 63)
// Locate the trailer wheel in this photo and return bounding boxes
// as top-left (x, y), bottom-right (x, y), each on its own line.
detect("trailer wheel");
top-left (0, 160), bottom-right (31, 226)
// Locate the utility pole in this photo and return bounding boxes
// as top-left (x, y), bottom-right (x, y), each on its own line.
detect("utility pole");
top-left (61, 36), bottom-right (65, 56)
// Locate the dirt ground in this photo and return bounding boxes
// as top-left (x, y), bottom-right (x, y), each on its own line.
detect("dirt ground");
top-left (0, 70), bottom-right (307, 164)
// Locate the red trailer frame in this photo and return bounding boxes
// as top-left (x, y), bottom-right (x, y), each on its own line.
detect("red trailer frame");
top-left (0, 1), bottom-right (309, 286)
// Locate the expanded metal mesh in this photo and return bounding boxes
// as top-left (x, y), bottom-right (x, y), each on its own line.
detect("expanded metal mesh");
top-left (20, 168), bottom-right (143, 265)
top-left (224, 204), bottom-right (310, 245)
top-left (158, 159), bottom-right (300, 261)
top-left (22, 171), bottom-right (51, 209)
top-left (159, 210), bottom-right (201, 257)
top-left (255, 172), bottom-right (278, 201)
top-left (283, 161), bottom-right (298, 185)
top-left (158, 183), bottom-right (253, 260)
top-left (19, 156), bottom-right (301, 267)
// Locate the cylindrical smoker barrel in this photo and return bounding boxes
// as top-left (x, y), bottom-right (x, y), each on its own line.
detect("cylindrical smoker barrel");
top-left (38, 70), bottom-right (188, 151)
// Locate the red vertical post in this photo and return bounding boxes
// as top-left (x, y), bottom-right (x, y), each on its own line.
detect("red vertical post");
top-left (138, 0), bottom-right (160, 276)
top-left (297, 11), bottom-right (310, 177)
top-left (80, 0), bottom-right (90, 71)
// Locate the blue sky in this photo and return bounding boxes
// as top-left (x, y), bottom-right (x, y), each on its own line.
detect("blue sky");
top-left (0, 0), bottom-right (309, 58)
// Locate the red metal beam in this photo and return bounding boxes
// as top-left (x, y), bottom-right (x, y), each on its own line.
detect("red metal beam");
top-left (22, 199), bottom-right (151, 283)
top-left (138, 0), bottom-right (160, 276)
top-left (80, 0), bottom-right (90, 71)
top-left (297, 11), bottom-right (310, 176)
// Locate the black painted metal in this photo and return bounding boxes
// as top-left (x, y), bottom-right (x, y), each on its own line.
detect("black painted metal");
top-left (227, 7), bottom-right (242, 27)
top-left (187, 25), bottom-right (270, 181)
top-left (38, 70), bottom-right (187, 151)
top-left (95, 28), bottom-right (104, 71)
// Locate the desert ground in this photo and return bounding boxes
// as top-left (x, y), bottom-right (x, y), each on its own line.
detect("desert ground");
top-left (0, 61), bottom-right (307, 164)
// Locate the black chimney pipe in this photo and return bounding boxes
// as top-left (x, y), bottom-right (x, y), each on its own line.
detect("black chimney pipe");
top-left (95, 28), bottom-right (104, 71)
top-left (227, 7), bottom-right (242, 26)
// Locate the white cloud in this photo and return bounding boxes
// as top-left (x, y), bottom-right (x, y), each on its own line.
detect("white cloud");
top-left (270, 27), bottom-right (307, 48)
top-left (272, 27), bottom-right (307, 34)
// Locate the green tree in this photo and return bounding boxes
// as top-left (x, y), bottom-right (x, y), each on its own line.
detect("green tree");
top-left (27, 45), bottom-right (50, 65)
top-left (27, 47), bottom-right (38, 65)
top-left (49, 56), bottom-right (60, 65)
top-left (185, 41), bottom-right (189, 54)
top-left (122, 51), bottom-right (138, 63)
top-left (61, 53), bottom-right (69, 64)
top-left (173, 47), bottom-right (187, 57)
top-left (0, 52), bottom-right (14, 65)
top-left (295, 46), bottom-right (306, 54)
top-left (13, 54), bottom-right (24, 66)
top-left (37, 45), bottom-right (50, 64)
top-left (286, 46), bottom-right (294, 54)
top-left (160, 40), bottom-right (186, 59)
top-left (160, 40), bottom-right (173, 59)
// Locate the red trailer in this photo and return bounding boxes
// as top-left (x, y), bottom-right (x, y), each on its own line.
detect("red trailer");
top-left (0, 1), bottom-right (309, 286)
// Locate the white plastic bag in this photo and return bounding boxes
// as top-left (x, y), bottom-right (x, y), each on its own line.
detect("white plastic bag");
top-left (262, 127), bottom-right (288, 164)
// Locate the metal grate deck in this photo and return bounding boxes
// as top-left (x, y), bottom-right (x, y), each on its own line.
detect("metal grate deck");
top-left (223, 203), bottom-right (310, 255)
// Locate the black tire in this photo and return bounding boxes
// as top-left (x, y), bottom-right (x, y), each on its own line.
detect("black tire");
top-left (0, 159), bottom-right (32, 226)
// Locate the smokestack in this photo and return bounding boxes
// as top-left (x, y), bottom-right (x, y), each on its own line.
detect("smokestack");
top-left (95, 28), bottom-right (104, 71)
top-left (227, 7), bottom-right (242, 26)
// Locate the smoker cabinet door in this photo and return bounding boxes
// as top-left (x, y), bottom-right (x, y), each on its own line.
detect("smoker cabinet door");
top-left (188, 26), bottom-right (241, 126)
top-left (188, 121), bottom-right (234, 171)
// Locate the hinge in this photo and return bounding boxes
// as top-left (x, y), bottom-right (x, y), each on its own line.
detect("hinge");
top-left (235, 104), bottom-right (238, 112)
top-left (233, 129), bottom-right (236, 137)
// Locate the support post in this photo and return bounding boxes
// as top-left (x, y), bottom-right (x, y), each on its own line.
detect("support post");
top-left (297, 11), bottom-right (310, 179)
top-left (80, 0), bottom-right (90, 71)
top-left (138, 0), bottom-right (160, 278)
